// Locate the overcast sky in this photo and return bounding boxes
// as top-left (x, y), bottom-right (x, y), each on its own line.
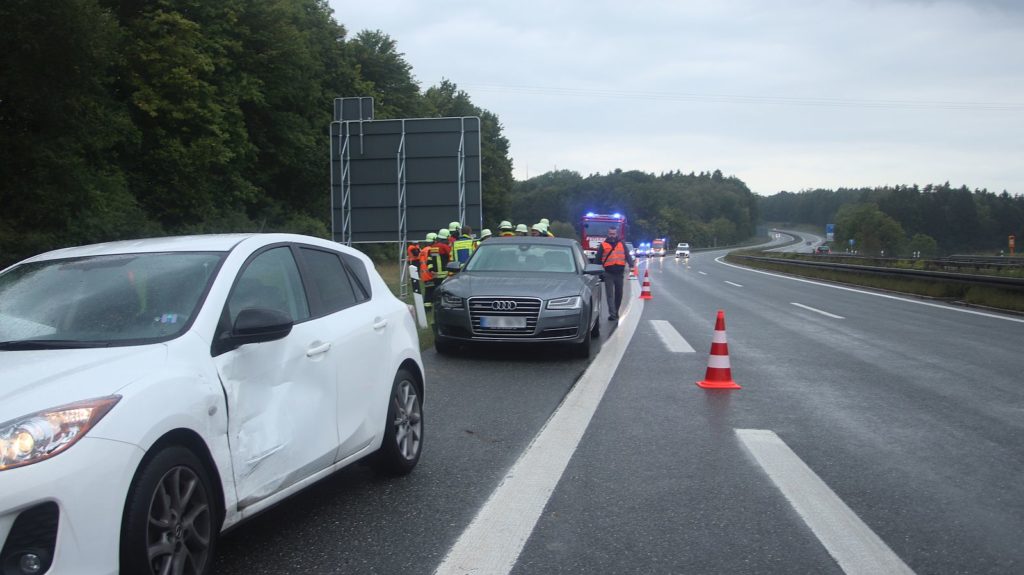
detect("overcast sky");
top-left (329, 0), bottom-right (1024, 196)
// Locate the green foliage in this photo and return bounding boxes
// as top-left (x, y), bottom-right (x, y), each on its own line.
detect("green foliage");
top-left (834, 203), bottom-right (905, 256)
top-left (0, 0), bottom-right (149, 263)
top-left (510, 169), bottom-right (760, 247)
top-left (760, 184), bottom-right (1024, 255)
top-left (548, 221), bottom-right (576, 239)
top-left (348, 30), bottom-right (425, 118)
top-left (0, 1), bottom-right (516, 269)
top-left (906, 233), bottom-right (939, 258)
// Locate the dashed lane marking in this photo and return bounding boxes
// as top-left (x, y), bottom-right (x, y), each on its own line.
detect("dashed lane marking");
top-left (791, 302), bottom-right (845, 319)
top-left (650, 320), bottom-right (697, 353)
top-left (724, 280), bottom-right (744, 287)
top-left (736, 429), bottom-right (915, 575)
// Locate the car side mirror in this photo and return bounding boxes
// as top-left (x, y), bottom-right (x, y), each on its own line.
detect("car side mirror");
top-left (584, 264), bottom-right (605, 275)
top-left (218, 308), bottom-right (293, 353)
top-left (446, 261), bottom-right (462, 272)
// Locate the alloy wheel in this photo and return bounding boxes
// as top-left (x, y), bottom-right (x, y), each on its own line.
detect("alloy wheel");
top-left (392, 379), bottom-right (423, 460)
top-left (146, 465), bottom-right (212, 575)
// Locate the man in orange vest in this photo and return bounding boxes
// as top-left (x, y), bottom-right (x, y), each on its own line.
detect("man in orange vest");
top-left (594, 226), bottom-right (634, 321)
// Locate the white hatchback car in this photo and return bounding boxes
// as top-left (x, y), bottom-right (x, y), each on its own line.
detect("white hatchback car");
top-left (0, 234), bottom-right (424, 575)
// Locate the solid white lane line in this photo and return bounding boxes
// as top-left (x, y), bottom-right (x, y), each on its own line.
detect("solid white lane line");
top-left (725, 280), bottom-right (744, 287)
top-left (735, 429), bottom-right (915, 575)
top-left (434, 281), bottom-right (644, 575)
top-left (650, 320), bottom-right (697, 353)
top-left (715, 256), bottom-right (1024, 324)
top-left (791, 302), bottom-right (845, 319)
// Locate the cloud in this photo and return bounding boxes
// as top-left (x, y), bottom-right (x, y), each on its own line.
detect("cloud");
top-left (331, 0), bottom-right (1024, 194)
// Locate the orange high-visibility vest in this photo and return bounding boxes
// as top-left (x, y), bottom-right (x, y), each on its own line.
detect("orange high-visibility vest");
top-left (600, 241), bottom-right (627, 268)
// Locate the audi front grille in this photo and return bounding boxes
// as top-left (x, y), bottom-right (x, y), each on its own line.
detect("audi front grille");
top-left (468, 296), bottom-right (542, 337)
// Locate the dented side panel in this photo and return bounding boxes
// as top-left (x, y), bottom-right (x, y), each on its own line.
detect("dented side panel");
top-left (214, 320), bottom-right (339, 509)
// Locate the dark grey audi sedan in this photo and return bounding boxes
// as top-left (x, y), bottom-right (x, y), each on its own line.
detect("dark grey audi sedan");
top-left (432, 237), bottom-right (604, 357)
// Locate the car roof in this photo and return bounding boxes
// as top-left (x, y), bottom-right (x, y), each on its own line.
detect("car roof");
top-left (15, 233), bottom-right (343, 264)
top-left (482, 237), bottom-right (579, 247)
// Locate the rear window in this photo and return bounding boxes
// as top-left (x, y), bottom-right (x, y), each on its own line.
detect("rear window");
top-left (341, 253), bottom-right (371, 301)
top-left (299, 247), bottom-right (360, 313)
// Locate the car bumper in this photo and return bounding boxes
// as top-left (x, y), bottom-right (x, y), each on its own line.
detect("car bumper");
top-left (0, 437), bottom-right (145, 575)
top-left (434, 305), bottom-right (589, 344)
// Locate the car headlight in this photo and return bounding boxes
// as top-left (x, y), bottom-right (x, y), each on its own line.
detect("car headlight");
top-left (547, 296), bottom-right (582, 310)
top-left (440, 293), bottom-right (464, 309)
top-left (0, 396), bottom-right (120, 471)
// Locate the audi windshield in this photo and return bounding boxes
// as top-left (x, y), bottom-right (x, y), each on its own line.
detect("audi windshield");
top-left (464, 244), bottom-right (578, 273)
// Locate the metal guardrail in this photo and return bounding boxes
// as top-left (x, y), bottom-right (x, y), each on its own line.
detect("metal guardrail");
top-left (731, 254), bottom-right (1024, 291)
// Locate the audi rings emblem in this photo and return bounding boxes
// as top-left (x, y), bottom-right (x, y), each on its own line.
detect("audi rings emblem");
top-left (491, 300), bottom-right (518, 311)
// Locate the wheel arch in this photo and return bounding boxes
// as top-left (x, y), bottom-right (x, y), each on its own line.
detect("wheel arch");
top-left (126, 428), bottom-right (227, 532)
top-left (398, 358), bottom-right (425, 401)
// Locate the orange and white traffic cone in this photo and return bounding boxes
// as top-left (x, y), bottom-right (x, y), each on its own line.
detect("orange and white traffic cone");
top-left (697, 310), bottom-right (741, 389)
top-left (639, 269), bottom-right (652, 300)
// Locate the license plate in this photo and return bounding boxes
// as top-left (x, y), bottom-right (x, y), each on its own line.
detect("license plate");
top-left (480, 315), bottom-right (527, 329)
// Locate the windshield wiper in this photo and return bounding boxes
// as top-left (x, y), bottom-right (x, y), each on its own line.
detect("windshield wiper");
top-left (0, 339), bottom-right (112, 350)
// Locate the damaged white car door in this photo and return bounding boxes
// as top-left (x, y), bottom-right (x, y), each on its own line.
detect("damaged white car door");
top-left (214, 245), bottom-right (340, 510)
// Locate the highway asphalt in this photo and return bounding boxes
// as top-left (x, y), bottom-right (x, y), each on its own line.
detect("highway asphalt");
top-left (213, 248), bottom-right (1023, 574)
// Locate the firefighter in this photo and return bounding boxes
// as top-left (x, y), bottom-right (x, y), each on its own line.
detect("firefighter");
top-left (498, 221), bottom-right (515, 237)
top-left (539, 218), bottom-right (555, 237)
top-left (406, 238), bottom-right (422, 266)
top-left (515, 224), bottom-right (529, 236)
top-left (453, 225), bottom-right (477, 266)
top-left (418, 232), bottom-right (437, 305)
top-left (478, 229), bottom-right (492, 242)
top-left (447, 222), bottom-right (460, 248)
top-left (434, 228), bottom-right (453, 278)
top-left (530, 223), bottom-right (544, 236)
top-left (423, 230), bottom-right (453, 305)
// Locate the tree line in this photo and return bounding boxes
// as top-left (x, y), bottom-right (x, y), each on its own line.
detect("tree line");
top-left (760, 184), bottom-right (1024, 256)
top-left (509, 168), bottom-right (760, 247)
top-left (0, 0), bottom-right (512, 267)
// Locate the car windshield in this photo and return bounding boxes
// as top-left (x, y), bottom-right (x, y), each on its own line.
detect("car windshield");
top-left (0, 252), bottom-right (223, 347)
top-left (465, 244), bottom-right (577, 273)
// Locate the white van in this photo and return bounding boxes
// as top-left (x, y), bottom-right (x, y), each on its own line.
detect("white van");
top-left (675, 242), bottom-right (690, 257)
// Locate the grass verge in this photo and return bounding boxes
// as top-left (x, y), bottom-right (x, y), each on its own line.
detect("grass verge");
top-left (376, 260), bottom-right (435, 350)
top-left (726, 254), bottom-right (1024, 314)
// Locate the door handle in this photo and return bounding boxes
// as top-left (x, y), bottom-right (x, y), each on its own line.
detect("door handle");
top-left (306, 342), bottom-right (331, 357)
top-left (373, 318), bottom-right (388, 330)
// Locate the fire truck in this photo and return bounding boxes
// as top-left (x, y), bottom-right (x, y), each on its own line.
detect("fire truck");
top-left (580, 212), bottom-right (629, 261)
top-left (651, 237), bottom-right (668, 257)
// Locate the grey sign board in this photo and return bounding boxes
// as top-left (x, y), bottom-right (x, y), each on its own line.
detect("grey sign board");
top-left (330, 116), bottom-right (482, 243)
top-left (334, 97), bottom-right (374, 121)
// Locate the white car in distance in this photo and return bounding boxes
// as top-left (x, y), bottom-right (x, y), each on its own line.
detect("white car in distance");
top-left (675, 242), bottom-right (691, 257)
top-left (0, 234), bottom-right (425, 575)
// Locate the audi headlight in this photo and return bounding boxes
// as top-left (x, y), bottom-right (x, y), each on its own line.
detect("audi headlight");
top-left (440, 293), bottom-right (464, 309)
top-left (547, 296), bottom-right (582, 310)
top-left (0, 396), bottom-right (120, 471)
